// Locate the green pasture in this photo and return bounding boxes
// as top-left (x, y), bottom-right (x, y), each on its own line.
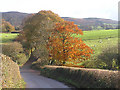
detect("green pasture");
top-left (85, 38), bottom-right (117, 54)
top-left (68, 29), bottom-right (119, 68)
top-left (72, 29), bottom-right (118, 56)
top-left (72, 29), bottom-right (118, 40)
top-left (0, 33), bottom-right (18, 44)
top-left (1, 29), bottom-right (118, 44)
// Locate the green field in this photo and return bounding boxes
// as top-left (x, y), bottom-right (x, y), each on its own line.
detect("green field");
top-left (72, 29), bottom-right (118, 56)
top-left (1, 29), bottom-right (118, 43)
top-left (72, 29), bottom-right (118, 54)
top-left (71, 29), bottom-right (118, 69)
top-left (72, 29), bottom-right (118, 40)
top-left (0, 33), bottom-right (18, 44)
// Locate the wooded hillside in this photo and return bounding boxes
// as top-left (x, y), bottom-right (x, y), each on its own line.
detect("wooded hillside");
top-left (1, 11), bottom-right (118, 30)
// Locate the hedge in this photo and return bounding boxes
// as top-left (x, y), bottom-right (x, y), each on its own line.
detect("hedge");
top-left (37, 65), bottom-right (120, 88)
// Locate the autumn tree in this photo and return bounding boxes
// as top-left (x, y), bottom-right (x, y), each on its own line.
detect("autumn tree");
top-left (17, 10), bottom-right (64, 63)
top-left (47, 21), bottom-right (93, 65)
top-left (1, 19), bottom-right (15, 32)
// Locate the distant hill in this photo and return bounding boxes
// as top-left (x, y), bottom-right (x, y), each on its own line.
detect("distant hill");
top-left (1, 11), bottom-right (118, 30)
top-left (2, 11), bottom-right (30, 30)
top-left (62, 17), bottom-right (118, 30)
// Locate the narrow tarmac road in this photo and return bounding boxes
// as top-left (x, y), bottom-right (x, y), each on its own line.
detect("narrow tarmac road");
top-left (20, 63), bottom-right (71, 89)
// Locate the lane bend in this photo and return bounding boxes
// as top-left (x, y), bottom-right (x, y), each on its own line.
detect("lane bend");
top-left (20, 63), bottom-right (71, 88)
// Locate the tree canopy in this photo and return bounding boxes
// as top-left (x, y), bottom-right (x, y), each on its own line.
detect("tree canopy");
top-left (1, 19), bottom-right (15, 32)
top-left (17, 10), bottom-right (64, 62)
top-left (47, 21), bottom-right (93, 65)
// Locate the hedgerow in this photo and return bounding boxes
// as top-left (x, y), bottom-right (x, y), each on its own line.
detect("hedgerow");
top-left (37, 65), bottom-right (120, 88)
top-left (2, 42), bottom-right (28, 66)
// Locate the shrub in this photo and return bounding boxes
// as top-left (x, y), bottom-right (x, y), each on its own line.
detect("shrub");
top-left (32, 58), bottom-right (49, 69)
top-left (83, 44), bottom-right (119, 70)
top-left (98, 45), bottom-right (119, 70)
top-left (82, 59), bottom-right (108, 69)
top-left (2, 42), bottom-right (28, 65)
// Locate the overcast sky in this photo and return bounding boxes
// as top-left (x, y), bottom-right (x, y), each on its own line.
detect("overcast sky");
top-left (0, 0), bottom-right (119, 20)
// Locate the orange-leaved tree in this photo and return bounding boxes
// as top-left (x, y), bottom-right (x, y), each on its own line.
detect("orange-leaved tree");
top-left (2, 19), bottom-right (15, 32)
top-left (47, 21), bottom-right (93, 66)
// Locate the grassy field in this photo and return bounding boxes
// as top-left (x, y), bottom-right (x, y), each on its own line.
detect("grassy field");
top-left (1, 29), bottom-right (118, 43)
top-left (72, 29), bottom-right (118, 57)
top-left (70, 29), bottom-right (119, 69)
top-left (72, 29), bottom-right (118, 55)
top-left (72, 29), bottom-right (118, 40)
top-left (0, 33), bottom-right (18, 44)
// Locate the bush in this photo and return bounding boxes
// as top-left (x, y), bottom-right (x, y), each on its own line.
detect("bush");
top-left (30, 45), bottom-right (50, 69)
top-left (2, 42), bottom-right (28, 65)
top-left (83, 45), bottom-right (119, 70)
top-left (32, 58), bottom-right (48, 69)
top-left (1, 54), bottom-right (26, 88)
top-left (82, 59), bottom-right (107, 69)
top-left (98, 45), bottom-right (119, 70)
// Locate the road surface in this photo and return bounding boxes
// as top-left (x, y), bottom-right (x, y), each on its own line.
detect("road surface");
top-left (20, 63), bottom-right (72, 89)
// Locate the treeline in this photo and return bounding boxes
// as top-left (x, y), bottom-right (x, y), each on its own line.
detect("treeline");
top-left (63, 17), bottom-right (118, 31)
top-left (79, 24), bottom-right (118, 31)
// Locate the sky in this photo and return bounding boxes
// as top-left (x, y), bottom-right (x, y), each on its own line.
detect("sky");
top-left (0, 0), bottom-right (119, 20)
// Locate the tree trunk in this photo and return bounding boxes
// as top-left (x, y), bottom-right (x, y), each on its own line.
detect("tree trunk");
top-left (24, 48), bottom-right (37, 65)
